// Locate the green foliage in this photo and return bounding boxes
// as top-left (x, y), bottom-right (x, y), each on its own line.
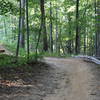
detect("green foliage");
top-left (0, 53), bottom-right (43, 68)
top-left (28, 52), bottom-right (43, 62)
top-left (0, 54), bottom-right (26, 68)
top-left (0, 0), bottom-right (98, 59)
top-left (0, 0), bottom-right (19, 15)
top-left (44, 52), bottom-right (72, 58)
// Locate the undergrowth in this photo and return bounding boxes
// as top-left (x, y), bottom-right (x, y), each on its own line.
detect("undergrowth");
top-left (0, 53), bottom-right (43, 69)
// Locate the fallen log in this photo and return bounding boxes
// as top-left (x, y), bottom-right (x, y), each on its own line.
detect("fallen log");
top-left (0, 49), bottom-right (5, 53)
top-left (75, 55), bottom-right (100, 65)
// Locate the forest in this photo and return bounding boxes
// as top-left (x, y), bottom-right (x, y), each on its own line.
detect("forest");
top-left (0, 0), bottom-right (99, 58)
top-left (0, 0), bottom-right (100, 100)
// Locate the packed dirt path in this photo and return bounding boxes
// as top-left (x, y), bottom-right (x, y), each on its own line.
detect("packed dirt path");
top-left (0, 56), bottom-right (99, 100)
top-left (43, 57), bottom-right (97, 100)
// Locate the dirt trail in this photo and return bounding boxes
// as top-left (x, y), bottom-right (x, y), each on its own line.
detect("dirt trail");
top-left (44, 57), bottom-right (94, 100)
top-left (0, 54), bottom-right (99, 100)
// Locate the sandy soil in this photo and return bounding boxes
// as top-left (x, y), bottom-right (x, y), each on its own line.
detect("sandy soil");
top-left (0, 57), bottom-right (99, 100)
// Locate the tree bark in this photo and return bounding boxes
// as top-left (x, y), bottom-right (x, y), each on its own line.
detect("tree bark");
top-left (75, 0), bottom-right (80, 54)
top-left (50, 2), bottom-right (53, 52)
top-left (16, 0), bottom-right (21, 58)
top-left (20, 0), bottom-right (25, 48)
top-left (3, 18), bottom-right (7, 36)
top-left (26, 0), bottom-right (30, 59)
top-left (56, 6), bottom-right (58, 53)
top-left (40, 0), bottom-right (48, 51)
top-left (95, 0), bottom-right (100, 57)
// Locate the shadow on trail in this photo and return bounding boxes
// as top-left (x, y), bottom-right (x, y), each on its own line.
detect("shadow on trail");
top-left (0, 62), bottom-right (61, 97)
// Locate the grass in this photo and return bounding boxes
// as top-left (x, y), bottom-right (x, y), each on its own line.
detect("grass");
top-left (0, 54), bottom-right (27, 68)
top-left (0, 53), bottom-right (49, 84)
top-left (4, 43), bottom-right (27, 56)
top-left (0, 52), bottom-right (44, 68)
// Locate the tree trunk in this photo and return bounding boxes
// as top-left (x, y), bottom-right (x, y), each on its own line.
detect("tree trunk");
top-left (50, 2), bottom-right (53, 52)
top-left (75, 0), bottom-right (80, 54)
top-left (95, 0), bottom-right (100, 57)
top-left (68, 15), bottom-right (72, 54)
top-left (26, 0), bottom-right (30, 59)
top-left (83, 9), bottom-right (87, 55)
top-left (40, 0), bottom-right (48, 51)
top-left (3, 18), bottom-right (7, 36)
top-left (55, 6), bottom-right (58, 53)
top-left (16, 0), bottom-right (21, 58)
top-left (20, 0), bottom-right (25, 48)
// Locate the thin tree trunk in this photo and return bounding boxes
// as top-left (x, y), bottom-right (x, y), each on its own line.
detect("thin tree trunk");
top-left (55, 6), bottom-right (58, 53)
top-left (26, 0), bottom-right (30, 60)
top-left (3, 18), bottom-right (7, 36)
top-left (95, 0), bottom-right (100, 57)
top-left (50, 2), bottom-right (53, 52)
top-left (16, 0), bottom-right (21, 59)
top-left (86, 31), bottom-right (88, 55)
top-left (75, 0), bottom-right (80, 54)
top-left (83, 10), bottom-right (86, 55)
top-left (68, 15), bottom-right (72, 54)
